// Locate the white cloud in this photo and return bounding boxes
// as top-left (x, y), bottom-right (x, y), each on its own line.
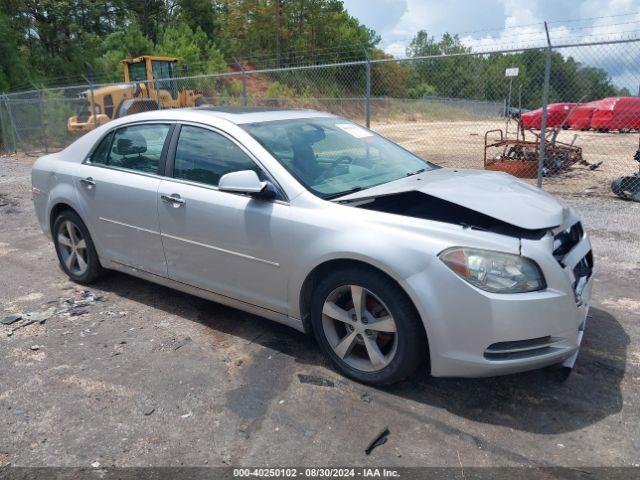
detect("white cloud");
top-left (343, 0), bottom-right (640, 55)
top-left (342, 0), bottom-right (640, 88)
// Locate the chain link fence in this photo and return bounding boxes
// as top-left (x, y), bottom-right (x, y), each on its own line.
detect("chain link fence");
top-left (1, 37), bottom-right (640, 200)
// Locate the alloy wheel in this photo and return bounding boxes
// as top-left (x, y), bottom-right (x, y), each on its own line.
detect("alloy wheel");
top-left (57, 220), bottom-right (89, 276)
top-left (321, 284), bottom-right (398, 372)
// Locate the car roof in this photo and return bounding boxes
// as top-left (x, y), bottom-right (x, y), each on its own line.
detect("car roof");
top-left (191, 106), bottom-right (337, 124)
top-left (102, 107), bottom-right (339, 132)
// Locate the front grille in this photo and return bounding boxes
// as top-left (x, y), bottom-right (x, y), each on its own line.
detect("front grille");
top-left (484, 335), bottom-right (564, 360)
top-left (553, 222), bottom-right (583, 260)
top-left (553, 221), bottom-right (593, 304)
top-left (573, 250), bottom-right (593, 279)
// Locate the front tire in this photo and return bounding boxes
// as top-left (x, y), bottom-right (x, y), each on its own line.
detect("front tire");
top-left (310, 267), bottom-right (427, 386)
top-left (53, 210), bottom-right (104, 284)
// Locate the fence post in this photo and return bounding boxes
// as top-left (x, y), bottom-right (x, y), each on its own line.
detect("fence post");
top-left (0, 97), bottom-right (7, 155)
top-left (3, 94), bottom-right (19, 153)
top-left (364, 50), bottom-right (371, 128)
top-left (537, 22), bottom-right (552, 188)
top-left (36, 87), bottom-right (49, 154)
top-left (84, 63), bottom-right (98, 130)
top-left (235, 58), bottom-right (248, 107)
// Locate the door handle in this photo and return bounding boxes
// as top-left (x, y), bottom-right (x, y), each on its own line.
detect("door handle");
top-left (161, 194), bottom-right (186, 207)
top-left (80, 177), bottom-right (96, 188)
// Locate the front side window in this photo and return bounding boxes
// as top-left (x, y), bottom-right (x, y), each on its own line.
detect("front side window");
top-left (173, 126), bottom-right (262, 186)
top-left (107, 124), bottom-right (170, 174)
top-left (243, 118), bottom-right (437, 198)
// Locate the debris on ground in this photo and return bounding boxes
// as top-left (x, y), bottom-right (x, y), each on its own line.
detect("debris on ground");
top-left (181, 411), bottom-right (193, 419)
top-left (67, 307), bottom-right (90, 317)
top-left (611, 147), bottom-right (640, 201)
top-left (111, 341), bottom-right (127, 357)
top-left (5, 290), bottom-right (107, 336)
top-left (26, 307), bottom-right (55, 324)
top-left (10, 319), bottom-right (36, 333)
top-left (611, 173), bottom-right (640, 202)
top-left (143, 407), bottom-right (156, 416)
top-left (174, 337), bottom-right (192, 351)
top-left (297, 373), bottom-right (335, 387)
top-left (361, 392), bottom-right (372, 403)
top-left (365, 426), bottom-right (390, 455)
top-left (58, 290), bottom-right (105, 317)
top-left (1, 314), bottom-right (22, 325)
top-left (30, 345), bottom-right (41, 351)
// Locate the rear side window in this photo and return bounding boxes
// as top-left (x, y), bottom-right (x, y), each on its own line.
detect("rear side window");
top-left (173, 126), bottom-right (262, 186)
top-left (107, 124), bottom-right (170, 174)
top-left (90, 132), bottom-right (113, 165)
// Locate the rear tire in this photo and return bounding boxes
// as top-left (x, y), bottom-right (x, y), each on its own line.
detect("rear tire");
top-left (53, 210), bottom-right (104, 284)
top-left (310, 266), bottom-right (427, 386)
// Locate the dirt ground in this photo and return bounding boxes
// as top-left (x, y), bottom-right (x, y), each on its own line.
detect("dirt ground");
top-left (373, 119), bottom-right (640, 196)
top-left (1, 152), bottom-right (639, 470)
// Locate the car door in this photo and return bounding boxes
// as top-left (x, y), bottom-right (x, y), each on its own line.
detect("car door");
top-left (157, 124), bottom-right (291, 314)
top-left (74, 122), bottom-right (173, 277)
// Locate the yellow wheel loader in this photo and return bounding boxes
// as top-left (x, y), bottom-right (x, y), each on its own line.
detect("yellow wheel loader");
top-left (67, 55), bottom-right (206, 135)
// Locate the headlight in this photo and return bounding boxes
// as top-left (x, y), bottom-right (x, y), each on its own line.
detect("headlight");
top-left (439, 247), bottom-right (546, 293)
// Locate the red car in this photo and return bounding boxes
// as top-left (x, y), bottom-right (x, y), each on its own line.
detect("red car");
top-left (567, 100), bottom-right (602, 130)
top-left (590, 97), bottom-right (640, 130)
top-left (521, 102), bottom-right (579, 129)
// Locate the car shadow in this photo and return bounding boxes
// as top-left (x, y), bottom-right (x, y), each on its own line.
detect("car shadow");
top-left (94, 272), bottom-right (628, 435)
top-left (386, 306), bottom-right (628, 434)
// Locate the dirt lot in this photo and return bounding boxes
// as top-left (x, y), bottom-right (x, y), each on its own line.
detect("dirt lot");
top-left (374, 119), bottom-right (640, 196)
top-left (1, 153), bottom-right (639, 469)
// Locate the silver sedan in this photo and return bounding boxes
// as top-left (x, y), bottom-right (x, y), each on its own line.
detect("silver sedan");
top-left (31, 108), bottom-right (593, 385)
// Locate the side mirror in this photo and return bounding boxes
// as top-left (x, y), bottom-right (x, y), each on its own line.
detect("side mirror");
top-left (218, 170), bottom-right (276, 199)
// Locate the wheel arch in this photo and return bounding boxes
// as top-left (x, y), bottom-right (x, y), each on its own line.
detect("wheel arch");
top-left (49, 202), bottom-right (81, 236)
top-left (297, 258), bottom-right (430, 357)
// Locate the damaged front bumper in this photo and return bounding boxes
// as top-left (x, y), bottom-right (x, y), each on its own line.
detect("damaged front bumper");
top-left (404, 211), bottom-right (593, 378)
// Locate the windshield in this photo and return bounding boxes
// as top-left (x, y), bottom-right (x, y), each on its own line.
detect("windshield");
top-left (243, 117), bottom-right (437, 198)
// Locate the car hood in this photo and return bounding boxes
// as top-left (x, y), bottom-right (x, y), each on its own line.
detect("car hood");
top-left (337, 168), bottom-right (565, 230)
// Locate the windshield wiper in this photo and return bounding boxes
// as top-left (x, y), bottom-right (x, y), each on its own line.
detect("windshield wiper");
top-left (406, 168), bottom-right (426, 177)
top-left (324, 186), bottom-right (366, 200)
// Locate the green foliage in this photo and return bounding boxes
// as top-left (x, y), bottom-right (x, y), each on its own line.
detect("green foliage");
top-left (371, 50), bottom-right (410, 97)
top-left (157, 24), bottom-right (226, 75)
top-left (0, 12), bottom-right (30, 91)
top-left (43, 90), bottom-right (79, 147)
top-left (406, 83), bottom-right (436, 99)
top-left (0, 0), bottom-right (379, 91)
top-left (405, 31), bottom-right (623, 108)
top-left (0, 0), bottom-right (625, 114)
top-left (96, 22), bottom-right (155, 82)
top-left (265, 81), bottom-right (296, 98)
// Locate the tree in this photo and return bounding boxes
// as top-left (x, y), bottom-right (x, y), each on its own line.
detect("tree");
top-left (174, 0), bottom-right (222, 40)
top-left (0, 12), bottom-right (31, 91)
top-left (95, 22), bottom-right (155, 81)
top-left (156, 24), bottom-right (226, 75)
top-left (123, 0), bottom-right (167, 42)
top-left (371, 50), bottom-right (410, 97)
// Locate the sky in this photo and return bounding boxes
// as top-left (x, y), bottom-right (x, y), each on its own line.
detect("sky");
top-left (341, 0), bottom-right (640, 88)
